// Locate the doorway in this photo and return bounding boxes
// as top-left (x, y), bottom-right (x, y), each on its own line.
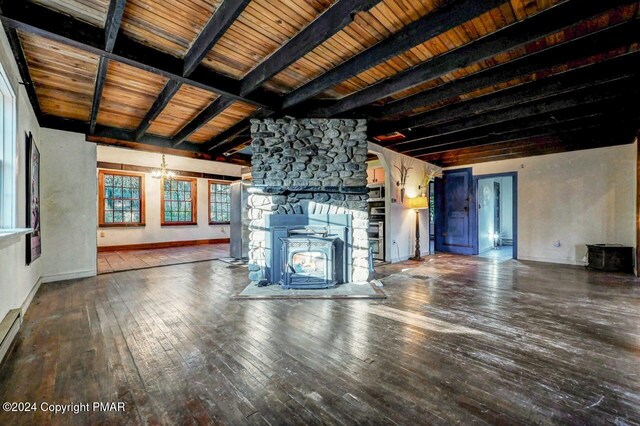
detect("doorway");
top-left (474, 172), bottom-right (517, 260)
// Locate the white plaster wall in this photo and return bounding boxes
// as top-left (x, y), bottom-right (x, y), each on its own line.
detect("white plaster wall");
top-left (96, 146), bottom-right (242, 247)
top-left (449, 142), bottom-right (637, 265)
top-left (0, 22), bottom-right (43, 321)
top-left (40, 129), bottom-right (97, 282)
top-left (368, 142), bottom-right (435, 262)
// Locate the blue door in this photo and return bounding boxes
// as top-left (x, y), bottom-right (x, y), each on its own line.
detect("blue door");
top-left (435, 168), bottom-right (476, 255)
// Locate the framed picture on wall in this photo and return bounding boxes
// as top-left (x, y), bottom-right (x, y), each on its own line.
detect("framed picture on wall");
top-left (25, 132), bottom-right (41, 265)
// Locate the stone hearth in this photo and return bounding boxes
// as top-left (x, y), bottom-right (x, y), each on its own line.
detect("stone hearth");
top-left (247, 117), bottom-right (370, 285)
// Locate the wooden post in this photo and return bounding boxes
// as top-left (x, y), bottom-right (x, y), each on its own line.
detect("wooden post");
top-left (636, 136), bottom-right (640, 276)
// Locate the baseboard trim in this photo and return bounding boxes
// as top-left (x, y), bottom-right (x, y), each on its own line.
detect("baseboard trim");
top-left (42, 269), bottom-right (97, 283)
top-left (98, 238), bottom-right (230, 252)
top-left (0, 309), bottom-right (21, 366)
top-left (517, 255), bottom-right (583, 266)
top-left (21, 277), bottom-right (41, 317)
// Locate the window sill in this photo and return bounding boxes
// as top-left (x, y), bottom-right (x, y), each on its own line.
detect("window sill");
top-left (99, 223), bottom-right (146, 228)
top-left (209, 222), bottom-right (231, 225)
top-left (0, 228), bottom-right (33, 251)
top-left (161, 222), bottom-right (198, 227)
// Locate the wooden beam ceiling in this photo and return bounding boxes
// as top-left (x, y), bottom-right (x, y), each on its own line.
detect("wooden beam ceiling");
top-left (0, 0), bottom-right (276, 109)
top-left (239, 0), bottom-right (380, 96)
top-left (307, 0), bottom-right (636, 117)
top-left (0, 0), bottom-right (638, 166)
top-left (369, 52), bottom-right (640, 137)
top-left (282, 0), bottom-right (505, 109)
top-left (368, 19), bottom-right (640, 127)
top-left (387, 78), bottom-right (639, 152)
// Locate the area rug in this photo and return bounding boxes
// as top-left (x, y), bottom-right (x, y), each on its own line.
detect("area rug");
top-left (232, 281), bottom-right (386, 300)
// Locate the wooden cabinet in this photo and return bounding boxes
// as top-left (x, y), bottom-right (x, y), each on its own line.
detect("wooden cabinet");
top-left (367, 167), bottom-right (385, 184)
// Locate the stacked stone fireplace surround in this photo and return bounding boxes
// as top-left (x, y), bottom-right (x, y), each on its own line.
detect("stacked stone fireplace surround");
top-left (247, 117), bottom-right (370, 285)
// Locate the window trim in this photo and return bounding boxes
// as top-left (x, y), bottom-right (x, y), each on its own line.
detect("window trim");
top-left (98, 169), bottom-right (146, 228)
top-left (208, 179), bottom-right (231, 225)
top-left (0, 60), bottom-right (16, 230)
top-left (161, 177), bottom-right (197, 226)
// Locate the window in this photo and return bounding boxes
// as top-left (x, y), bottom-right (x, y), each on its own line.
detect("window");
top-left (208, 181), bottom-right (231, 224)
top-left (162, 178), bottom-right (197, 225)
top-left (0, 62), bottom-right (16, 229)
top-left (98, 170), bottom-right (145, 226)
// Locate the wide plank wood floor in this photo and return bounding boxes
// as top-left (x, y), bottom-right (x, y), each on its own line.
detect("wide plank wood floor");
top-left (97, 243), bottom-right (230, 274)
top-left (1, 254), bottom-right (639, 424)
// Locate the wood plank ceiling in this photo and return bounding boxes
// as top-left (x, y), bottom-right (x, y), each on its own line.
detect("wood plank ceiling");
top-left (0, 0), bottom-right (638, 166)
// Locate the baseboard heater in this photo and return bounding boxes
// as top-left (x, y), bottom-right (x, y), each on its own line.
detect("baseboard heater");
top-left (0, 309), bottom-right (21, 365)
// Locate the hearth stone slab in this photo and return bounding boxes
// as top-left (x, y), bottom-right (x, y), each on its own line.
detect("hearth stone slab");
top-left (232, 281), bottom-right (386, 300)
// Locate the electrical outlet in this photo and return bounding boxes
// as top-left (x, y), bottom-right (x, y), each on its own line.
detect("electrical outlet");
top-left (99, 231), bottom-right (105, 238)
top-left (553, 240), bottom-right (561, 247)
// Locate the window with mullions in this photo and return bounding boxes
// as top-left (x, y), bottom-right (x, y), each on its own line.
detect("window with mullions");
top-left (208, 181), bottom-right (230, 224)
top-left (162, 178), bottom-right (197, 225)
top-left (99, 170), bottom-right (145, 226)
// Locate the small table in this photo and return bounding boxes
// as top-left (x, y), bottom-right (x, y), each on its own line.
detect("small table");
top-left (586, 244), bottom-right (633, 273)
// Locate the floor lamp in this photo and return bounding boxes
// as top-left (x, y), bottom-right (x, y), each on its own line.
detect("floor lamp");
top-left (408, 196), bottom-right (429, 261)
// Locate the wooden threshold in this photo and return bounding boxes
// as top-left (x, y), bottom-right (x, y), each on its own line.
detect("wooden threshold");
top-left (97, 238), bottom-right (230, 252)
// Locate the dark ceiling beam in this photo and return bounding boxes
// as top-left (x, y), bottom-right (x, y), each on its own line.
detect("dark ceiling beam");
top-left (403, 113), bottom-right (639, 157)
top-left (183, 0), bottom-right (251, 77)
top-left (134, 0), bottom-right (251, 141)
top-left (0, 0), bottom-right (275, 110)
top-left (421, 128), bottom-right (637, 167)
top-left (282, 0), bottom-right (504, 110)
top-left (39, 115), bottom-right (202, 153)
top-left (172, 97), bottom-right (235, 146)
top-left (307, 0), bottom-right (636, 117)
top-left (134, 80), bottom-right (182, 140)
top-left (369, 51), bottom-right (640, 136)
top-left (89, 58), bottom-right (109, 133)
top-left (89, 0), bottom-right (127, 133)
top-left (39, 114), bottom-right (251, 165)
top-left (369, 19), bottom-right (640, 128)
top-left (239, 0), bottom-right (380, 96)
top-left (104, 0), bottom-right (127, 52)
top-left (204, 108), bottom-right (273, 154)
top-left (2, 28), bottom-right (42, 120)
top-left (390, 78), bottom-right (639, 149)
top-left (397, 101), bottom-right (628, 156)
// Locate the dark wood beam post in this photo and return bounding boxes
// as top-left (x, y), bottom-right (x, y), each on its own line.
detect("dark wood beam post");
top-left (308, 0), bottom-right (636, 117)
top-left (637, 135), bottom-right (640, 276)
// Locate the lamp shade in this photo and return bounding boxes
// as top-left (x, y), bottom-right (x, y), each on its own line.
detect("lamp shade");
top-left (407, 196), bottom-right (428, 210)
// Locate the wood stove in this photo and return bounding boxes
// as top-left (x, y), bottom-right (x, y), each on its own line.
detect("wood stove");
top-left (264, 214), bottom-right (351, 287)
top-left (280, 236), bottom-right (338, 289)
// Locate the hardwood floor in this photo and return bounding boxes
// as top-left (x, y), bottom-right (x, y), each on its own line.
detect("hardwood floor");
top-left (97, 243), bottom-right (230, 274)
top-left (1, 254), bottom-right (639, 425)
